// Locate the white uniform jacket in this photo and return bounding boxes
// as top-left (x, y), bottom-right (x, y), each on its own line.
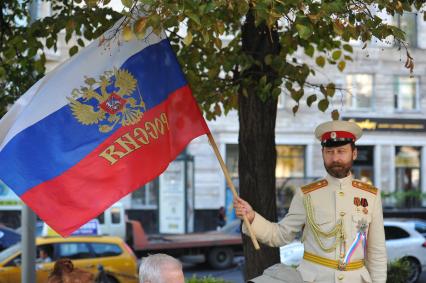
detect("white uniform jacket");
top-left (243, 174), bottom-right (387, 283)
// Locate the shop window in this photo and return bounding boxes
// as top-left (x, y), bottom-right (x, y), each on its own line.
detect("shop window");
top-left (395, 146), bottom-right (421, 208)
top-left (225, 144), bottom-right (305, 179)
top-left (276, 145), bottom-right (305, 178)
top-left (394, 76), bottom-right (419, 111)
top-left (352, 146), bottom-right (374, 184)
top-left (131, 180), bottom-right (158, 208)
top-left (345, 74), bottom-right (373, 109)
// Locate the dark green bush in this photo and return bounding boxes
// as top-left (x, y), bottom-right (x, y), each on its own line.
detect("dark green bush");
top-left (387, 258), bottom-right (411, 283)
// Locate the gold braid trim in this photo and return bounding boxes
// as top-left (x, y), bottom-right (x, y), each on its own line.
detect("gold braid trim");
top-left (303, 194), bottom-right (344, 253)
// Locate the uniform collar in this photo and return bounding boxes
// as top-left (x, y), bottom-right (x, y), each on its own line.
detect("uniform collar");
top-left (325, 173), bottom-right (353, 187)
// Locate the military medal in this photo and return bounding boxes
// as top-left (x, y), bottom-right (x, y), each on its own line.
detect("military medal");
top-left (354, 197), bottom-right (361, 212)
top-left (357, 218), bottom-right (368, 234)
top-left (361, 198), bottom-right (368, 214)
top-left (354, 197), bottom-right (361, 206)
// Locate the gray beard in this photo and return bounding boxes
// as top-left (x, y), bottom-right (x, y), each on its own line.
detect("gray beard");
top-left (324, 162), bottom-right (353, 179)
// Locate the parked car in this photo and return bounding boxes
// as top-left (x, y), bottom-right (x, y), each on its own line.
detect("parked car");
top-left (0, 235), bottom-right (138, 283)
top-left (279, 219), bottom-right (426, 283)
top-left (0, 226), bottom-right (21, 252)
top-left (384, 219), bottom-right (426, 283)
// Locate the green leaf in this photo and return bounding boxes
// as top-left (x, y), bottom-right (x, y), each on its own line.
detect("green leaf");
top-left (306, 94), bottom-right (317, 107)
top-left (0, 67), bottom-right (5, 79)
top-left (305, 44), bottom-right (315, 57)
top-left (187, 12), bottom-right (201, 26)
top-left (320, 85), bottom-right (326, 95)
top-left (326, 83), bottom-right (336, 97)
top-left (318, 99), bottom-right (329, 112)
top-left (264, 54), bottom-right (273, 65)
top-left (291, 89), bottom-right (304, 102)
top-left (272, 87), bottom-right (281, 98)
top-left (344, 55), bottom-right (353, 61)
top-left (331, 109), bottom-right (340, 120)
top-left (121, 0), bottom-right (133, 8)
top-left (183, 31), bottom-right (193, 46)
top-left (69, 45), bottom-right (79, 56)
top-left (46, 37), bottom-right (54, 49)
top-left (34, 59), bottom-right (45, 73)
top-left (389, 26), bottom-right (405, 41)
top-left (332, 50), bottom-right (342, 61)
top-left (296, 24), bottom-right (312, 40)
top-left (77, 38), bottom-right (85, 47)
top-left (343, 44), bottom-right (353, 53)
top-left (316, 56), bottom-right (325, 67)
top-left (4, 48), bottom-right (15, 59)
top-left (292, 105), bottom-right (299, 115)
top-left (337, 61), bottom-right (346, 72)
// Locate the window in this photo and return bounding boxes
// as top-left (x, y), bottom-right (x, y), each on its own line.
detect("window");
top-left (111, 207), bottom-right (121, 224)
top-left (352, 146), bottom-right (374, 184)
top-left (91, 243), bottom-right (122, 257)
top-left (225, 144), bottom-right (305, 178)
top-left (384, 226), bottom-right (410, 240)
top-left (131, 180), bottom-right (158, 208)
top-left (57, 243), bottom-right (92, 259)
top-left (345, 74), bottom-right (373, 109)
top-left (394, 76), bottom-right (419, 111)
top-left (395, 13), bottom-right (417, 48)
top-left (96, 212), bottom-right (105, 224)
top-left (414, 221), bottom-right (426, 237)
top-left (276, 145), bottom-right (305, 178)
top-left (395, 146), bottom-right (421, 208)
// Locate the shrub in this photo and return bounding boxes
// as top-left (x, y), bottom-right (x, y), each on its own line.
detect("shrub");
top-left (387, 258), bottom-right (411, 283)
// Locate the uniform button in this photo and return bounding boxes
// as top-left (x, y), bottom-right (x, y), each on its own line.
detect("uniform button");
top-left (338, 274), bottom-right (344, 280)
top-left (340, 212), bottom-right (345, 216)
top-left (338, 191), bottom-right (344, 196)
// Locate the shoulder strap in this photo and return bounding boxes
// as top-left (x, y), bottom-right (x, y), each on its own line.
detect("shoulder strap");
top-left (301, 179), bottom-right (328, 194)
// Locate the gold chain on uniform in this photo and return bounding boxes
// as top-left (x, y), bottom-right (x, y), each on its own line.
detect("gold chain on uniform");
top-left (303, 194), bottom-right (345, 254)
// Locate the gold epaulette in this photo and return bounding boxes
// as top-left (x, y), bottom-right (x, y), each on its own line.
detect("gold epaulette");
top-left (301, 179), bottom-right (328, 194)
top-left (352, 180), bottom-right (378, 195)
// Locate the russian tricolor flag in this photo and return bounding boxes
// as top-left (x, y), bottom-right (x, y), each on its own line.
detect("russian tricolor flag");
top-left (0, 20), bottom-right (210, 236)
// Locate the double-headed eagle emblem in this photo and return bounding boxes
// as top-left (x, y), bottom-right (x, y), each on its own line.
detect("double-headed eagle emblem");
top-left (67, 68), bottom-right (146, 133)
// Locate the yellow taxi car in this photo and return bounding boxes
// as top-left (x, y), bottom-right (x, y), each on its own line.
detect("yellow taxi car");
top-left (0, 235), bottom-right (138, 283)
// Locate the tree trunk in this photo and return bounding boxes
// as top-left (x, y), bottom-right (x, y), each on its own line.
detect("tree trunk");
top-left (238, 7), bottom-right (281, 280)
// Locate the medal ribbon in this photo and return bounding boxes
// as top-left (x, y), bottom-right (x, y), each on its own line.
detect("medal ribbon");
top-left (344, 231), bottom-right (367, 265)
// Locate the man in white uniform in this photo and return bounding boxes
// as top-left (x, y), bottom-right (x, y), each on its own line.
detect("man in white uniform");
top-left (234, 120), bottom-right (387, 283)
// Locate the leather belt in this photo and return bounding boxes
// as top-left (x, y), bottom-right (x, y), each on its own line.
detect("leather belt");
top-left (303, 251), bottom-right (364, 271)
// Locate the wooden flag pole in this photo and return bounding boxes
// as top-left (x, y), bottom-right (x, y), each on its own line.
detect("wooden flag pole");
top-left (207, 133), bottom-right (260, 250)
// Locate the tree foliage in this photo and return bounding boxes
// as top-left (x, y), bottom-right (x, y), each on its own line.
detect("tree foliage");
top-left (120, 0), bottom-right (423, 119)
top-left (0, 0), bottom-right (120, 116)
